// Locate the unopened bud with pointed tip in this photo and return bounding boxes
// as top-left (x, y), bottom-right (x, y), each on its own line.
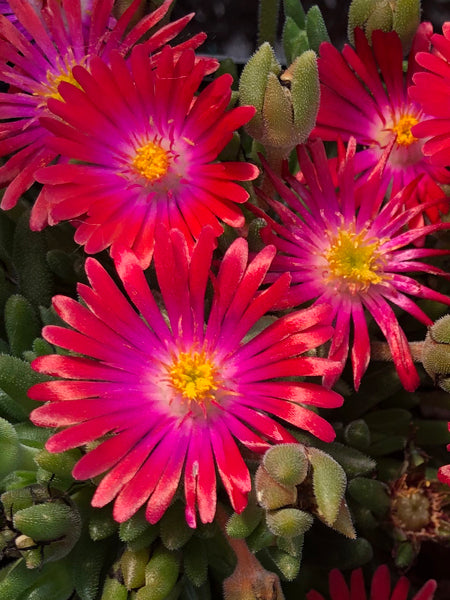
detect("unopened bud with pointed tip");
top-left (255, 465), bottom-right (297, 510)
top-left (348, 0), bottom-right (420, 52)
top-left (266, 508), bottom-right (313, 538)
top-left (239, 44), bottom-right (320, 158)
top-left (309, 447), bottom-right (347, 527)
top-left (422, 315), bottom-right (450, 392)
top-left (263, 443), bottom-right (309, 487)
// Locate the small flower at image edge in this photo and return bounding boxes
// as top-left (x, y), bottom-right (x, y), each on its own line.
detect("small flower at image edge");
top-left (29, 227), bottom-right (343, 527)
top-left (34, 44), bottom-right (259, 268)
top-left (314, 25), bottom-right (450, 226)
top-left (252, 138), bottom-right (450, 391)
top-left (0, 0), bottom-right (213, 211)
top-left (306, 564), bottom-right (437, 600)
top-left (410, 22), bottom-right (450, 167)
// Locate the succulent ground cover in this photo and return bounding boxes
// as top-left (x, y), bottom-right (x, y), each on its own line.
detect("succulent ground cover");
top-left (0, 1), bottom-right (450, 599)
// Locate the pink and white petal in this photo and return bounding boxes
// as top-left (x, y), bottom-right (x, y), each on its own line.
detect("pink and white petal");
top-left (184, 427), bottom-right (217, 527)
top-left (231, 403), bottom-right (297, 444)
top-left (351, 301), bottom-right (371, 390)
top-left (145, 430), bottom-right (190, 524)
top-left (112, 432), bottom-right (177, 522)
top-left (92, 421), bottom-right (173, 508)
top-left (210, 421), bottom-right (251, 513)
top-left (363, 295), bottom-right (420, 391)
top-left (72, 422), bottom-right (153, 479)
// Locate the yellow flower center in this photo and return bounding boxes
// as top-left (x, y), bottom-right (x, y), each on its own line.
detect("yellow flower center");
top-left (132, 141), bottom-right (170, 182)
top-left (392, 114), bottom-right (419, 147)
top-left (168, 351), bottom-right (218, 403)
top-left (42, 67), bottom-right (82, 102)
top-left (325, 229), bottom-right (383, 293)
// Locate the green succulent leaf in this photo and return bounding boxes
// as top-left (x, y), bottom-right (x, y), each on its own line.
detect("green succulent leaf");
top-left (309, 447), bottom-right (347, 526)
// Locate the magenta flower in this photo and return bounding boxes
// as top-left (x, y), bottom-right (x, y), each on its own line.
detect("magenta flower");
top-left (29, 227), bottom-right (342, 527)
top-left (252, 139), bottom-right (450, 392)
top-left (34, 44), bottom-right (258, 268)
top-left (0, 0), bottom-right (213, 211)
top-left (306, 565), bottom-right (437, 600)
top-left (314, 25), bottom-right (450, 226)
top-left (410, 23), bottom-right (450, 167)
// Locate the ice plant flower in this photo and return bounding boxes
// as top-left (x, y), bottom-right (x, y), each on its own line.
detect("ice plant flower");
top-left (410, 23), bottom-right (450, 167)
top-left (314, 25), bottom-right (450, 225)
top-left (34, 44), bottom-right (259, 268)
top-left (0, 0), bottom-right (213, 211)
top-left (306, 565), bottom-right (437, 600)
top-left (252, 138), bottom-right (450, 391)
top-left (29, 227), bottom-right (343, 527)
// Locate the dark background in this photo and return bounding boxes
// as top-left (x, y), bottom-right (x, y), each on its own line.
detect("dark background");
top-left (173, 0), bottom-right (450, 63)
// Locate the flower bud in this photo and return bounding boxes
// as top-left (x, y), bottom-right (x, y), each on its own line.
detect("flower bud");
top-left (348, 0), bottom-right (420, 52)
top-left (422, 315), bottom-right (450, 392)
top-left (263, 443), bottom-right (309, 487)
top-left (255, 465), bottom-right (297, 510)
top-left (239, 44), bottom-right (320, 158)
top-left (239, 43), bottom-right (281, 142)
top-left (309, 447), bottom-right (347, 526)
top-left (266, 508), bottom-right (313, 538)
top-left (305, 5), bottom-right (330, 53)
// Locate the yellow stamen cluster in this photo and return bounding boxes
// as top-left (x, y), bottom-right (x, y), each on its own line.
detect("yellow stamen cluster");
top-left (325, 229), bottom-right (383, 293)
top-left (132, 141), bottom-right (170, 182)
top-left (169, 351), bottom-right (218, 403)
top-left (392, 114), bottom-right (419, 147)
top-left (42, 68), bottom-right (82, 102)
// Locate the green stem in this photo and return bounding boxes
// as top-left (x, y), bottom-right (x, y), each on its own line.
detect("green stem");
top-left (371, 341), bottom-right (424, 363)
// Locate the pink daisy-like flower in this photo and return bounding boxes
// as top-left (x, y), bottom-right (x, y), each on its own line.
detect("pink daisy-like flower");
top-left (313, 25), bottom-right (450, 226)
top-left (306, 565), bottom-right (437, 600)
top-left (0, 0), bottom-right (213, 211)
top-left (29, 227), bottom-right (343, 527)
top-left (410, 22), bottom-right (450, 167)
top-left (252, 139), bottom-right (450, 392)
top-left (34, 44), bottom-right (258, 268)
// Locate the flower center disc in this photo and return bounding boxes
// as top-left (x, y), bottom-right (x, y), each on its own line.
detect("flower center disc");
top-left (169, 351), bottom-right (218, 404)
top-left (392, 114), bottom-right (419, 147)
top-left (42, 69), bottom-right (82, 101)
top-left (325, 229), bottom-right (383, 292)
top-left (133, 141), bottom-right (170, 182)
